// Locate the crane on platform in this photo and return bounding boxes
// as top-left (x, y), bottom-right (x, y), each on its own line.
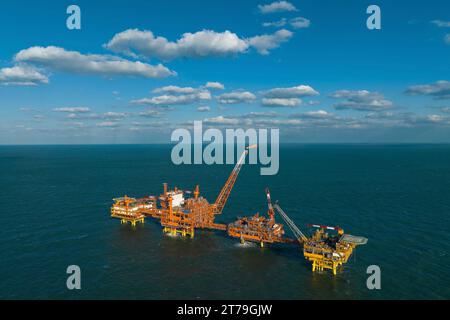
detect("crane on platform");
top-left (212, 145), bottom-right (256, 215)
top-left (265, 187), bottom-right (275, 224)
top-left (272, 198), bottom-right (367, 275)
top-left (273, 202), bottom-right (308, 243)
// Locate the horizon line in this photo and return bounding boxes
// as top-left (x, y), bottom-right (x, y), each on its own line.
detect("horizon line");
top-left (2, 142), bottom-right (450, 147)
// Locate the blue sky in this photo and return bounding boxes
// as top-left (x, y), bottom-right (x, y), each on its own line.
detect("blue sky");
top-left (0, 0), bottom-right (449, 144)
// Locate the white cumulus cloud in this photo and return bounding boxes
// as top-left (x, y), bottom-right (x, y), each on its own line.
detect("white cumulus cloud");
top-left (132, 90), bottom-right (211, 106)
top-left (15, 46), bottom-right (175, 78)
top-left (262, 98), bottom-right (301, 107)
top-left (205, 81), bottom-right (225, 90)
top-left (53, 107), bottom-right (91, 113)
top-left (138, 110), bottom-right (162, 118)
top-left (262, 18), bottom-right (287, 28)
top-left (152, 85), bottom-right (197, 94)
top-left (247, 29), bottom-right (293, 55)
top-left (217, 91), bottom-right (257, 104)
top-left (264, 85), bottom-right (319, 98)
top-left (290, 17), bottom-right (311, 29)
top-left (330, 90), bottom-right (393, 111)
top-left (405, 80), bottom-right (450, 100)
top-left (263, 17), bottom-right (310, 29)
top-left (0, 65), bottom-right (48, 86)
top-left (105, 28), bottom-right (293, 59)
top-left (203, 116), bottom-right (240, 125)
top-left (294, 110), bottom-right (333, 119)
top-left (105, 29), bottom-right (249, 60)
top-left (197, 106), bottom-right (211, 112)
top-left (431, 20), bottom-right (450, 27)
top-left (258, 1), bottom-right (298, 14)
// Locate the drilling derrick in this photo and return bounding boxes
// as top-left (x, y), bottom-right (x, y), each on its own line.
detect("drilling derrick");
top-left (227, 187), bottom-right (289, 247)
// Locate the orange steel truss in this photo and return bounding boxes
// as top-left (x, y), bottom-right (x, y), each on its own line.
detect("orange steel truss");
top-left (212, 148), bottom-right (249, 215)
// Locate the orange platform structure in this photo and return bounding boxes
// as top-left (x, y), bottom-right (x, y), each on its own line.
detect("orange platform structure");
top-left (273, 202), bottom-right (368, 275)
top-left (111, 146), bottom-right (255, 237)
top-left (110, 145), bottom-right (367, 275)
top-left (227, 188), bottom-right (291, 247)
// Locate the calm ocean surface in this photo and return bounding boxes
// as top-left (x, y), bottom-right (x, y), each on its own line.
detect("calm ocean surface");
top-left (1, 144), bottom-right (449, 299)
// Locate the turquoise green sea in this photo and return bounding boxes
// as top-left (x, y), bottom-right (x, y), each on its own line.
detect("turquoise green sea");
top-left (1, 144), bottom-right (449, 299)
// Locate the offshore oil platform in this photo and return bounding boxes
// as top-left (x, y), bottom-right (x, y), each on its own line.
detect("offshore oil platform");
top-left (111, 146), bottom-right (253, 236)
top-left (110, 147), bottom-right (367, 275)
top-left (227, 188), bottom-right (293, 247)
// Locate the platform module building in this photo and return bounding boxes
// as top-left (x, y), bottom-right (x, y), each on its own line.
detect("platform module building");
top-left (110, 196), bottom-right (146, 226)
top-left (302, 226), bottom-right (368, 275)
top-left (227, 188), bottom-right (290, 247)
top-left (274, 203), bottom-right (368, 275)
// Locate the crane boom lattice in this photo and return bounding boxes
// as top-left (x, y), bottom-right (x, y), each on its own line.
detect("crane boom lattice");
top-left (273, 203), bottom-right (308, 242)
top-left (213, 149), bottom-right (248, 215)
